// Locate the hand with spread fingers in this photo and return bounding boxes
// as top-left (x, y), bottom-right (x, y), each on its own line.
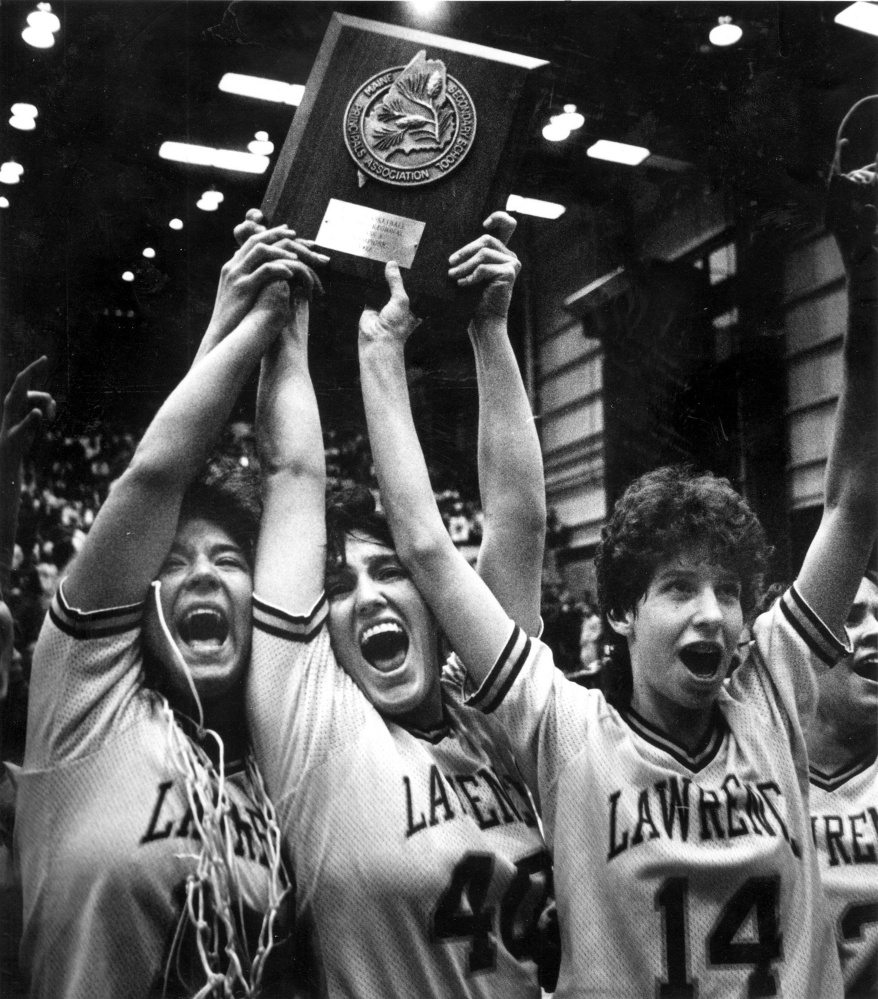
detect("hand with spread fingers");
top-left (358, 260), bottom-right (422, 349)
top-left (448, 211), bottom-right (521, 323)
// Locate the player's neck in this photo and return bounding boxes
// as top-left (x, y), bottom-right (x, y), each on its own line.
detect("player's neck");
top-left (630, 689), bottom-right (714, 752)
top-left (806, 708), bottom-right (877, 773)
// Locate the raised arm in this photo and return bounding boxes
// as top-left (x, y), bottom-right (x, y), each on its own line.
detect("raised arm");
top-left (1, 357), bottom-right (56, 700)
top-left (253, 250), bottom-right (327, 614)
top-left (358, 264), bottom-right (516, 687)
top-left (796, 152), bottom-right (878, 638)
top-left (0, 356), bottom-right (56, 593)
top-left (65, 250), bottom-right (303, 612)
top-left (449, 213), bottom-right (546, 636)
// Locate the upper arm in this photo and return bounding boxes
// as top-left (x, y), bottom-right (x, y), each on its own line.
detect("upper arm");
top-left (795, 504), bottom-right (874, 643)
top-left (253, 325), bottom-right (327, 613)
top-left (401, 531), bottom-right (519, 688)
top-left (255, 469), bottom-right (326, 611)
top-left (63, 459), bottom-right (180, 611)
top-left (477, 512), bottom-right (544, 637)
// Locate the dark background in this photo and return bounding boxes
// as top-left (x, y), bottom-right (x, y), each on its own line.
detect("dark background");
top-left (1, 1), bottom-right (875, 483)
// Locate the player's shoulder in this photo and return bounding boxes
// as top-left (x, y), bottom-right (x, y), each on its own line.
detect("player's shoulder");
top-left (46, 578), bottom-right (143, 641)
top-left (752, 584), bottom-right (848, 668)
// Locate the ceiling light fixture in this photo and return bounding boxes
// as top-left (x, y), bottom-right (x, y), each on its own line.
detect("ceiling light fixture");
top-left (248, 133), bottom-right (275, 156)
top-left (159, 141), bottom-right (269, 174)
top-left (142, 247), bottom-right (156, 258)
top-left (556, 104), bottom-right (585, 130)
top-left (122, 271), bottom-right (134, 282)
top-left (835, 1), bottom-right (878, 36)
top-left (587, 139), bottom-right (651, 166)
top-left (169, 218), bottom-right (184, 230)
top-left (22, 3), bottom-right (60, 49)
top-left (709, 16), bottom-right (743, 47)
top-left (218, 73), bottom-right (304, 106)
top-left (0, 197), bottom-right (9, 209)
top-left (0, 161), bottom-right (24, 184)
top-left (543, 120), bottom-right (571, 142)
top-left (9, 115), bottom-right (36, 131)
top-left (27, 5), bottom-right (60, 32)
top-left (11, 103), bottom-right (38, 118)
top-left (506, 194), bottom-right (566, 219)
top-left (410, 0), bottom-right (442, 15)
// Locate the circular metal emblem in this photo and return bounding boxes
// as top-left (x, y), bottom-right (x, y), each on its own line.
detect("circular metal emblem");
top-left (343, 50), bottom-right (477, 187)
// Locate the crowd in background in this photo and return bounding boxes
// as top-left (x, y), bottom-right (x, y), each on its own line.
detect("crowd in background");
top-left (0, 418), bottom-right (602, 763)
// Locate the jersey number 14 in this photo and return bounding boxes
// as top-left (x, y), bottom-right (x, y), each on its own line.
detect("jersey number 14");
top-left (656, 875), bottom-right (782, 998)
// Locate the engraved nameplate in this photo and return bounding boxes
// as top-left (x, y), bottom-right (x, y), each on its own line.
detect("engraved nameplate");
top-left (315, 199), bottom-right (425, 268)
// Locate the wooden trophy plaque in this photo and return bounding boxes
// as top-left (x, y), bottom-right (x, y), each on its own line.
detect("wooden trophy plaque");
top-left (262, 14), bottom-right (548, 308)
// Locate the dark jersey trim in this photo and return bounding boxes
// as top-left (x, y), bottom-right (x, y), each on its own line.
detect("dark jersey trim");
top-left (621, 704), bottom-right (727, 773)
top-left (810, 748), bottom-right (878, 792)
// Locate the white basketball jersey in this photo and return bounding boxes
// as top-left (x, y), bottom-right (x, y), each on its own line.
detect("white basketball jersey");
top-left (247, 593), bottom-right (550, 999)
top-left (15, 583), bottom-right (298, 999)
top-left (468, 585), bottom-right (845, 998)
top-left (811, 751), bottom-right (878, 997)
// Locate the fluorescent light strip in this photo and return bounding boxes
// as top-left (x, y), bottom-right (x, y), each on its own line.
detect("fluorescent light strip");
top-left (506, 194), bottom-right (566, 219)
top-left (218, 73), bottom-right (304, 106)
top-left (835, 2), bottom-right (878, 36)
top-left (159, 141), bottom-right (269, 174)
top-left (587, 140), bottom-right (651, 166)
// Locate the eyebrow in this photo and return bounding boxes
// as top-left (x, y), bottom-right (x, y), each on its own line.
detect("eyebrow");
top-left (366, 552), bottom-right (402, 570)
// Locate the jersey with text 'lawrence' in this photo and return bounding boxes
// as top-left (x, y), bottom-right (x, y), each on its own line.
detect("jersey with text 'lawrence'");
top-left (247, 592), bottom-right (549, 999)
top-left (467, 586), bottom-right (845, 998)
top-left (15, 583), bottom-right (297, 999)
top-left (810, 750), bottom-right (878, 996)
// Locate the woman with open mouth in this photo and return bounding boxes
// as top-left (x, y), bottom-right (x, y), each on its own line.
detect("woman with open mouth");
top-left (359, 146), bottom-right (877, 997)
top-left (246, 211), bottom-right (559, 998)
top-left (14, 229), bottom-right (325, 998)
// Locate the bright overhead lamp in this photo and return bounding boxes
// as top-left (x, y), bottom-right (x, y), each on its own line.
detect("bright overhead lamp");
top-left (248, 137), bottom-right (275, 156)
top-left (556, 104), bottom-right (585, 130)
top-left (27, 7), bottom-right (60, 33)
top-left (506, 194), bottom-right (566, 219)
top-left (218, 73), bottom-right (304, 106)
top-left (10, 115), bottom-right (36, 131)
top-left (0, 197), bottom-right (9, 208)
top-left (21, 26), bottom-right (55, 48)
top-left (410, 0), bottom-right (442, 14)
top-left (0, 163), bottom-right (23, 185)
top-left (196, 198), bottom-right (219, 212)
top-left (543, 120), bottom-right (571, 142)
top-left (835, 1), bottom-right (878, 36)
top-left (142, 247), bottom-right (156, 259)
top-left (122, 271), bottom-right (134, 282)
top-left (709, 16), bottom-right (743, 47)
top-left (200, 189), bottom-right (224, 205)
top-left (169, 218), bottom-right (184, 230)
top-left (159, 141), bottom-right (269, 174)
top-left (11, 103), bottom-right (38, 118)
top-left (587, 139), bottom-right (651, 166)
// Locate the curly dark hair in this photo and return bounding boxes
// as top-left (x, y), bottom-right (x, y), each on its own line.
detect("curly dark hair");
top-left (324, 483), bottom-right (395, 569)
top-left (595, 465), bottom-right (772, 709)
top-left (177, 454), bottom-right (262, 570)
